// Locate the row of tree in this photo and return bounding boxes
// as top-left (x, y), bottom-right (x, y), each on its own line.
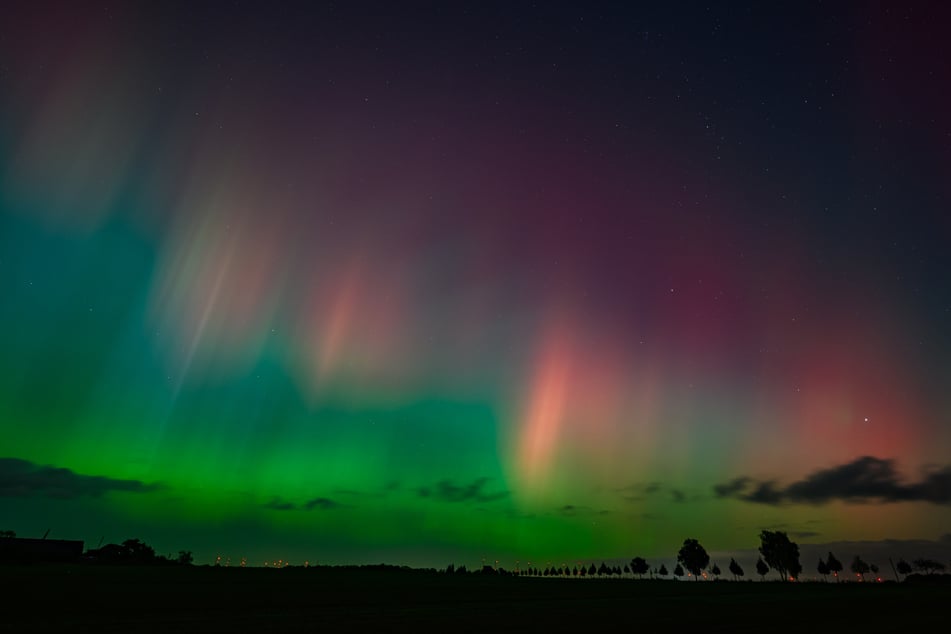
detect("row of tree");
top-left (448, 531), bottom-right (950, 582)
top-left (818, 554), bottom-right (947, 582)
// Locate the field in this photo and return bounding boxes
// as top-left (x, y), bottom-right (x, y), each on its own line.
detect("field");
top-left (1, 565), bottom-right (947, 632)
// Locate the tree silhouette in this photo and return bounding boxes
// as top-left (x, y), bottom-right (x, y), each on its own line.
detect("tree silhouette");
top-left (658, 564), bottom-right (669, 577)
top-left (755, 557), bottom-right (769, 581)
top-left (673, 563), bottom-right (684, 579)
top-left (758, 531), bottom-right (800, 581)
top-left (826, 552), bottom-right (843, 582)
top-left (710, 563), bottom-right (721, 580)
top-left (728, 558), bottom-right (744, 581)
top-left (851, 555), bottom-right (870, 581)
top-left (630, 557), bottom-right (649, 579)
top-left (817, 557), bottom-right (830, 581)
top-left (677, 539), bottom-right (709, 581)
top-left (912, 558), bottom-right (946, 575)
top-left (177, 550), bottom-right (193, 565)
top-left (0, 530), bottom-right (15, 538)
top-left (896, 558), bottom-right (912, 580)
top-left (869, 563), bottom-right (879, 580)
top-left (588, 563), bottom-right (597, 576)
top-left (121, 538), bottom-right (156, 562)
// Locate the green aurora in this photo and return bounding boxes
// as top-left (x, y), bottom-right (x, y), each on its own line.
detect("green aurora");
top-left (1, 3), bottom-right (950, 568)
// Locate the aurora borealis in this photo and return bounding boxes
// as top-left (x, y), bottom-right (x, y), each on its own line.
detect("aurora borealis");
top-left (1, 2), bottom-right (949, 567)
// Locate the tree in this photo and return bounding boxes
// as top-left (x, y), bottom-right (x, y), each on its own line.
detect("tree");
top-left (658, 564), bottom-right (669, 577)
top-left (598, 562), bottom-right (609, 577)
top-left (851, 556), bottom-right (870, 581)
top-left (826, 552), bottom-right (843, 582)
top-left (673, 563), bottom-right (684, 579)
top-left (728, 558), bottom-right (744, 581)
top-left (755, 557), bottom-right (769, 581)
top-left (758, 531), bottom-right (800, 581)
top-left (677, 539), bottom-right (710, 581)
top-left (177, 550), bottom-right (193, 565)
top-left (896, 558), bottom-right (912, 579)
top-left (630, 557), bottom-right (649, 579)
top-left (912, 558), bottom-right (947, 575)
top-left (817, 558), bottom-right (830, 581)
top-left (588, 563), bottom-right (597, 577)
top-left (869, 563), bottom-right (880, 581)
top-left (0, 530), bottom-right (15, 538)
top-left (710, 563), bottom-right (721, 580)
top-left (121, 538), bottom-right (156, 562)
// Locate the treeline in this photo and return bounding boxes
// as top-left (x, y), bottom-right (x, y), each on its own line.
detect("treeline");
top-left (83, 538), bottom-right (193, 566)
top-left (446, 531), bottom-right (950, 582)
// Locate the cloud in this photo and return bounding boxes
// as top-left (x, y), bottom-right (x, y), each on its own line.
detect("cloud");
top-left (332, 480), bottom-right (401, 500)
top-left (417, 477), bottom-right (508, 503)
top-left (557, 504), bottom-right (611, 517)
top-left (712, 477), bottom-right (751, 498)
top-left (264, 497), bottom-right (297, 511)
top-left (617, 481), bottom-right (664, 502)
top-left (0, 457), bottom-right (162, 499)
top-left (790, 531), bottom-right (821, 539)
top-left (263, 496), bottom-right (344, 511)
top-left (304, 497), bottom-right (341, 510)
top-left (714, 456), bottom-right (951, 506)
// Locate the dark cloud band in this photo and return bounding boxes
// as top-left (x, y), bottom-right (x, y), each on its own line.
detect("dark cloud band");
top-left (263, 496), bottom-right (343, 511)
top-left (0, 457), bottom-right (161, 499)
top-left (417, 477), bottom-right (508, 503)
top-left (714, 456), bottom-right (951, 506)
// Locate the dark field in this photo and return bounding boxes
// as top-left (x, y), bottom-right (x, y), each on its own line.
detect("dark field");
top-left (1, 566), bottom-right (947, 632)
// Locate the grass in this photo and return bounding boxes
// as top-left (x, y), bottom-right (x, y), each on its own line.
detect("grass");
top-left (1, 565), bottom-right (946, 632)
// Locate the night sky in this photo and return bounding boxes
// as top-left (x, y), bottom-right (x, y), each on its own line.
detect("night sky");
top-left (1, 2), bottom-right (950, 568)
